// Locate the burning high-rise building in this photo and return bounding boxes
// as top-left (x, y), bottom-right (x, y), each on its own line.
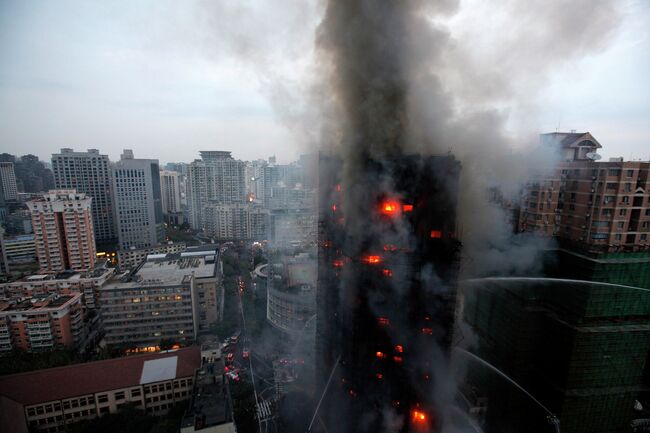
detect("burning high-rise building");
top-left (316, 153), bottom-right (462, 432)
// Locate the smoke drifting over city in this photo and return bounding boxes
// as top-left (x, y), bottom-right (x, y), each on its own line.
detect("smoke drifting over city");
top-left (313, 0), bottom-right (623, 277)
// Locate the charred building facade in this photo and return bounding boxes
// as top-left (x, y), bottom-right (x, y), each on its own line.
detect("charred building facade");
top-left (316, 154), bottom-right (461, 432)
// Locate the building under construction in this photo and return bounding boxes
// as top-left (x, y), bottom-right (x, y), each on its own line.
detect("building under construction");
top-left (316, 153), bottom-right (462, 432)
top-left (463, 277), bottom-right (650, 433)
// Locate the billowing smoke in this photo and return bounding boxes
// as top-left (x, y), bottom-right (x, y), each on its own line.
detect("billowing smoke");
top-left (312, 0), bottom-right (623, 432)
top-left (315, 0), bottom-right (621, 277)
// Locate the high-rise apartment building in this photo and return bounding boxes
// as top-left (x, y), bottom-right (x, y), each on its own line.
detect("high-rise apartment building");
top-left (317, 154), bottom-right (461, 432)
top-left (187, 151), bottom-right (246, 230)
top-left (26, 190), bottom-right (96, 273)
top-left (160, 170), bottom-right (182, 224)
top-left (112, 150), bottom-right (164, 250)
top-left (51, 149), bottom-right (116, 246)
top-left (0, 162), bottom-right (18, 201)
top-left (464, 132), bottom-right (650, 433)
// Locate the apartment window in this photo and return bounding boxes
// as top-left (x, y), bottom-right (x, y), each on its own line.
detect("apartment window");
top-left (620, 209), bottom-right (627, 216)
top-left (27, 407), bottom-right (37, 417)
top-left (624, 183), bottom-right (632, 192)
top-left (627, 169), bottom-right (634, 177)
top-left (606, 183), bottom-right (617, 190)
top-left (615, 234), bottom-right (622, 241)
top-left (646, 209), bottom-right (650, 216)
top-left (608, 169), bottom-right (621, 176)
top-left (115, 391), bottom-right (125, 401)
top-left (602, 209), bottom-right (613, 217)
top-left (643, 222), bottom-right (650, 229)
top-left (97, 394), bottom-right (108, 404)
top-left (622, 196), bottom-right (630, 204)
top-left (131, 389), bottom-right (142, 398)
top-left (617, 222), bottom-right (625, 229)
top-left (604, 196), bottom-right (614, 204)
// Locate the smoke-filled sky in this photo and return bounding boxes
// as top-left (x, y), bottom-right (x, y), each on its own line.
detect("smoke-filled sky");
top-left (0, 0), bottom-right (648, 164)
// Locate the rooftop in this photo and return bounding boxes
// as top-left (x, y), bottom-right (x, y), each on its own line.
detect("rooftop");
top-left (0, 346), bottom-right (201, 406)
top-left (0, 293), bottom-right (79, 313)
top-left (108, 248), bottom-right (219, 288)
top-left (180, 360), bottom-right (233, 430)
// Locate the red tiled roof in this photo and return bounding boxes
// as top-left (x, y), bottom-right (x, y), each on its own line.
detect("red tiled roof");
top-left (0, 346), bottom-right (201, 406)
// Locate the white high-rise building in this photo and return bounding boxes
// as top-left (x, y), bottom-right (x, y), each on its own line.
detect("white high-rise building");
top-left (187, 151), bottom-right (246, 230)
top-left (0, 162), bottom-right (18, 201)
top-left (202, 203), bottom-right (268, 240)
top-left (160, 170), bottom-right (182, 214)
top-left (51, 149), bottom-right (116, 245)
top-left (112, 150), bottom-right (164, 250)
top-left (26, 190), bottom-right (96, 273)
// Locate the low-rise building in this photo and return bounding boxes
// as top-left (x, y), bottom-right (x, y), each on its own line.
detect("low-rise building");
top-left (2, 234), bottom-right (36, 265)
top-left (100, 247), bottom-right (223, 348)
top-left (117, 242), bottom-right (187, 270)
top-left (180, 345), bottom-right (235, 433)
top-left (0, 267), bottom-right (114, 310)
top-left (0, 346), bottom-right (201, 433)
top-left (0, 293), bottom-right (84, 353)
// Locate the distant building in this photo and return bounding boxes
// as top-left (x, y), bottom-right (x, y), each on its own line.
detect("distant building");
top-left (187, 151), bottom-right (246, 230)
top-left (2, 210), bottom-right (33, 235)
top-left (51, 149), bottom-right (117, 245)
top-left (27, 190), bottom-right (96, 274)
top-left (0, 162), bottom-right (18, 201)
top-left (0, 229), bottom-right (9, 275)
top-left (117, 242), bottom-right (187, 270)
top-left (202, 203), bottom-right (268, 241)
top-left (266, 252), bottom-right (316, 336)
top-left (160, 170), bottom-right (183, 224)
top-left (0, 267), bottom-right (114, 310)
top-left (2, 234), bottom-right (36, 265)
top-left (100, 247), bottom-right (223, 347)
top-left (0, 346), bottom-right (201, 433)
top-left (112, 150), bottom-right (165, 250)
top-left (0, 293), bottom-right (85, 353)
top-left (268, 208), bottom-right (317, 249)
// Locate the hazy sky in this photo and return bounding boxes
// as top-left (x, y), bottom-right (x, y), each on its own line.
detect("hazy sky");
top-left (0, 0), bottom-right (648, 164)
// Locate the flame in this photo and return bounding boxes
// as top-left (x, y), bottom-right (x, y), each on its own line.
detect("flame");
top-left (430, 230), bottom-right (442, 238)
top-left (363, 255), bottom-right (382, 265)
top-left (393, 355), bottom-right (403, 363)
top-left (376, 351), bottom-right (387, 359)
top-left (412, 410), bottom-right (427, 423)
top-left (380, 200), bottom-right (401, 215)
top-left (382, 269), bottom-right (393, 277)
top-left (395, 345), bottom-right (403, 353)
top-left (402, 204), bottom-right (414, 212)
top-left (332, 204), bottom-right (338, 212)
top-left (333, 259), bottom-right (344, 268)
